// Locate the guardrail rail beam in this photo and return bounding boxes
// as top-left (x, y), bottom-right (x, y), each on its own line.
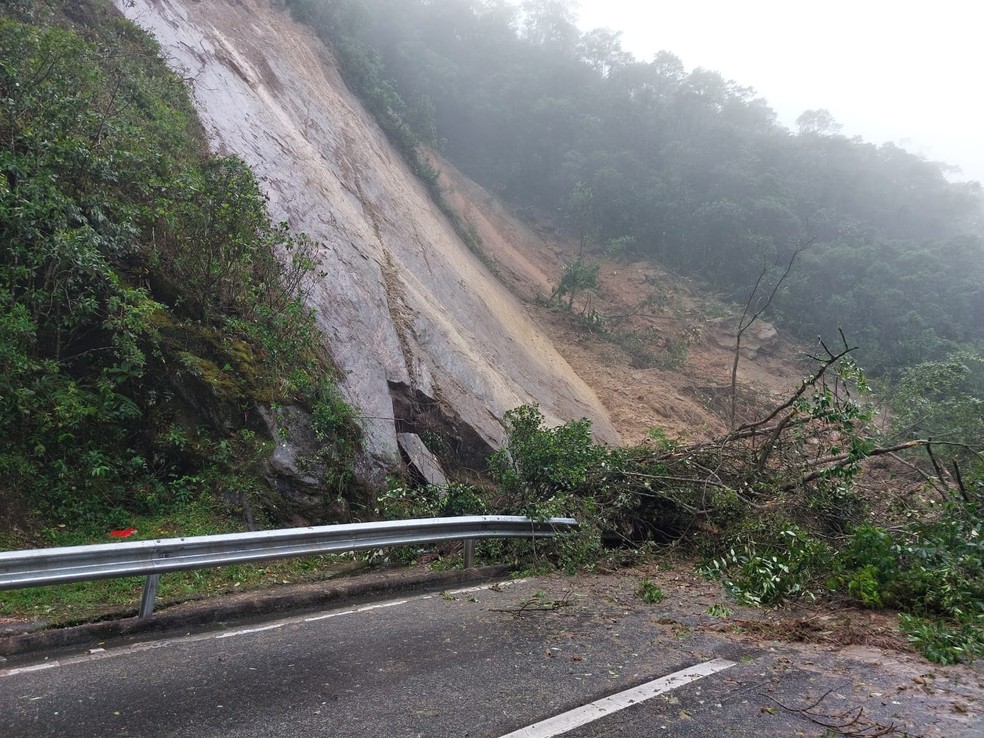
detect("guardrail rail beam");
top-left (0, 516), bottom-right (577, 616)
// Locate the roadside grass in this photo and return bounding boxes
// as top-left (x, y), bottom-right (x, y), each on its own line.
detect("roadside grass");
top-left (0, 499), bottom-right (368, 626)
top-left (0, 558), bottom-right (365, 626)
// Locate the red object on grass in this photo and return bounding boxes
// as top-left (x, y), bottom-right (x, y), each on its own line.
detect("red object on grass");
top-left (108, 528), bottom-right (137, 538)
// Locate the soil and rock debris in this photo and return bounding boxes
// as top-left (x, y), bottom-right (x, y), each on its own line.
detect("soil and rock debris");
top-left (435, 150), bottom-right (808, 444)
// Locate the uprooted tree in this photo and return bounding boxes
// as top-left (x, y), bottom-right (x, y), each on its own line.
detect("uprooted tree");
top-left (490, 332), bottom-right (983, 663)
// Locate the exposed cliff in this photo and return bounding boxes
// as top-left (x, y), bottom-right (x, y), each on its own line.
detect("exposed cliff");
top-left (115, 0), bottom-right (620, 482)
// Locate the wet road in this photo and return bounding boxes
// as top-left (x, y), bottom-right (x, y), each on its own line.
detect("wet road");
top-left (2, 575), bottom-right (981, 737)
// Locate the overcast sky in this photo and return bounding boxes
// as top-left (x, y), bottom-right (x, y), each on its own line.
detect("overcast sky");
top-left (575, 0), bottom-right (984, 183)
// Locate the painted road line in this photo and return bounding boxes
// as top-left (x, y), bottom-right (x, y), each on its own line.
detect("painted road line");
top-left (4, 662), bottom-right (59, 677)
top-left (498, 658), bottom-right (737, 738)
top-left (301, 580), bottom-right (522, 623)
top-left (445, 579), bottom-right (527, 596)
top-left (215, 622), bottom-right (286, 639)
top-left (303, 599), bottom-right (409, 623)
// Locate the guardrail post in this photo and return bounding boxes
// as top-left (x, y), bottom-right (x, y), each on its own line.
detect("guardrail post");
top-left (139, 574), bottom-right (160, 618)
top-left (463, 539), bottom-right (475, 569)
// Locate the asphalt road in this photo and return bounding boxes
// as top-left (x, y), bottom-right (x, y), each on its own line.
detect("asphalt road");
top-left (2, 574), bottom-right (981, 737)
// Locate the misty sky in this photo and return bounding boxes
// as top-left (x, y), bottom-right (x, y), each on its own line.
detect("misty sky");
top-left (575, 0), bottom-right (984, 183)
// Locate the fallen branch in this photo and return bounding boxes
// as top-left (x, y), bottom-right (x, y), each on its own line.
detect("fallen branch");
top-left (729, 238), bottom-right (815, 429)
top-left (762, 689), bottom-right (917, 737)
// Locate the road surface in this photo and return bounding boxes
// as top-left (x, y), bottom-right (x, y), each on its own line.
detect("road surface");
top-left (2, 572), bottom-right (981, 737)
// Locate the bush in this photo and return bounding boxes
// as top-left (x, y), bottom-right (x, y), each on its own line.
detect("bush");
top-left (700, 524), bottom-right (832, 606)
top-left (489, 405), bottom-right (606, 516)
top-left (637, 578), bottom-right (665, 604)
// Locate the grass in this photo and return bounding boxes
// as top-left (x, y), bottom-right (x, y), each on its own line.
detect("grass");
top-left (0, 498), bottom-right (370, 626)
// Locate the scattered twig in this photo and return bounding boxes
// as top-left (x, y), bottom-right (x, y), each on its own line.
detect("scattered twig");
top-left (762, 689), bottom-right (919, 737)
top-left (490, 591), bottom-right (574, 616)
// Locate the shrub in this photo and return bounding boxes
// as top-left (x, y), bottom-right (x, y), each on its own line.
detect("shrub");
top-left (489, 405), bottom-right (605, 515)
top-left (700, 525), bottom-right (833, 606)
top-left (637, 578), bottom-right (665, 604)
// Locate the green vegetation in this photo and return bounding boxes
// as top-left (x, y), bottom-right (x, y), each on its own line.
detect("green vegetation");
top-left (636, 578), bottom-right (664, 604)
top-left (0, 1), bottom-right (361, 542)
top-left (470, 339), bottom-right (981, 663)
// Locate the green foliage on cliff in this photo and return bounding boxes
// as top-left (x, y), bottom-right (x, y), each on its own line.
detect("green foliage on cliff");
top-left (0, 2), bottom-right (359, 536)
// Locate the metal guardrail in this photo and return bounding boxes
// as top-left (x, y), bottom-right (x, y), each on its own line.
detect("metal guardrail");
top-left (0, 516), bottom-right (577, 617)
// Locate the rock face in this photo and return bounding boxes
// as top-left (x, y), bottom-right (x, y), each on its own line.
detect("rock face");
top-left (116, 0), bottom-right (619, 483)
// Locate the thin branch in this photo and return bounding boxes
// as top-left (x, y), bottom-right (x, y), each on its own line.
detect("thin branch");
top-left (782, 441), bottom-right (925, 491)
top-left (729, 237), bottom-right (815, 429)
top-left (925, 440), bottom-right (949, 489)
top-left (761, 690), bottom-right (912, 737)
top-left (732, 334), bottom-right (854, 438)
top-left (888, 452), bottom-right (939, 491)
top-left (951, 461), bottom-right (970, 503)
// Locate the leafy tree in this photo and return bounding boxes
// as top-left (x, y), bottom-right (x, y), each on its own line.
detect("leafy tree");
top-left (890, 352), bottom-right (984, 452)
top-left (520, 0), bottom-right (580, 50)
top-left (795, 108), bottom-right (842, 135)
top-left (489, 405), bottom-right (605, 514)
top-left (551, 257), bottom-right (599, 312)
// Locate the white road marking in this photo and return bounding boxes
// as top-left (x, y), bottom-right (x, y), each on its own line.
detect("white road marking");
top-left (4, 662), bottom-right (59, 677)
top-left (497, 658), bottom-right (737, 738)
top-left (215, 622), bottom-right (286, 639)
top-left (446, 578), bottom-right (526, 596)
top-left (303, 599), bottom-right (408, 623)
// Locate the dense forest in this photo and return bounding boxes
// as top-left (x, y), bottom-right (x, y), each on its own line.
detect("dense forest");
top-left (287, 0), bottom-right (984, 377)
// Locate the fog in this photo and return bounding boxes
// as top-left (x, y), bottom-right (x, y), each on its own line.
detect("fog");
top-left (576, 0), bottom-right (984, 183)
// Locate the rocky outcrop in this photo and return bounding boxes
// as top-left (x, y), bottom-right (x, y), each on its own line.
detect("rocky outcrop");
top-left (397, 433), bottom-right (448, 488)
top-left (116, 0), bottom-right (619, 484)
top-left (709, 318), bottom-right (781, 360)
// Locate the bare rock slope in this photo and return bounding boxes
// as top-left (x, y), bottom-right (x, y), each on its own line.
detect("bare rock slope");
top-left (117, 0), bottom-right (619, 481)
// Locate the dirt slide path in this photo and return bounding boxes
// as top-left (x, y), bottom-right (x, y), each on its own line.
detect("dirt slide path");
top-left (433, 152), bottom-right (807, 444)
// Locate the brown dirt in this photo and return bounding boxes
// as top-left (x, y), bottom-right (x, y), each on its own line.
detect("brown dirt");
top-left (433, 151), bottom-right (808, 444)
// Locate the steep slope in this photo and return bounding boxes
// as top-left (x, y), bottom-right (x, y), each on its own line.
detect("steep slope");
top-left (433, 152), bottom-right (807, 444)
top-left (116, 0), bottom-right (619, 481)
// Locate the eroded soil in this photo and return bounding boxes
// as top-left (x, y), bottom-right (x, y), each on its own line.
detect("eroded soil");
top-left (434, 151), bottom-right (808, 445)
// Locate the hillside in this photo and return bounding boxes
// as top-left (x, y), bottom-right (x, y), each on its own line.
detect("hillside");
top-left (433, 151), bottom-right (806, 443)
top-left (115, 0), bottom-right (621, 482)
top-left (115, 0), bottom-right (810, 460)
